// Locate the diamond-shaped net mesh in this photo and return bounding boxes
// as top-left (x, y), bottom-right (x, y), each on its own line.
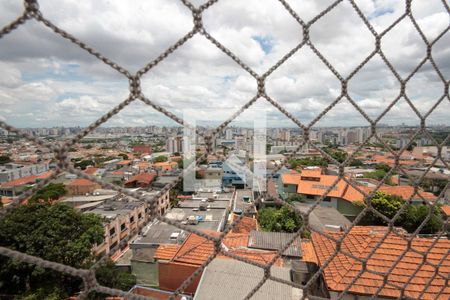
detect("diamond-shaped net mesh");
top-left (0, 0), bottom-right (449, 299)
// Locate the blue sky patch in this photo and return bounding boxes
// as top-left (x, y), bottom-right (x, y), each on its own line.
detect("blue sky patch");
top-left (252, 35), bottom-right (274, 54)
top-left (368, 7), bottom-right (394, 20)
top-left (21, 62), bottom-right (93, 83)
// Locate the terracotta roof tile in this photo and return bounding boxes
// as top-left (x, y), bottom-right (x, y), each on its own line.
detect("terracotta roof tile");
top-left (311, 226), bottom-right (450, 299)
top-left (84, 167), bottom-right (98, 175)
top-left (154, 244), bottom-right (180, 261)
top-left (1, 171), bottom-right (53, 187)
top-left (158, 231), bottom-right (282, 267)
top-left (65, 178), bottom-right (97, 186)
top-left (361, 185), bottom-right (437, 201)
top-left (230, 214), bottom-right (258, 234)
top-left (301, 240), bottom-right (318, 264)
top-left (1, 196), bottom-right (12, 205)
top-left (125, 172), bottom-right (157, 185)
top-left (280, 172), bottom-right (301, 185)
top-left (282, 169), bottom-right (436, 203)
top-left (441, 205), bottom-right (450, 217)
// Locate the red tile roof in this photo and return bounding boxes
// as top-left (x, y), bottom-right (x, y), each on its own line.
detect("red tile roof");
top-left (84, 166), bottom-right (98, 175)
top-left (1, 196), bottom-right (12, 206)
top-left (230, 214), bottom-right (258, 234)
top-left (282, 170), bottom-right (436, 203)
top-left (311, 226), bottom-right (450, 299)
top-left (281, 171), bottom-right (301, 185)
top-left (156, 231), bottom-right (282, 267)
top-left (111, 170), bottom-right (124, 175)
top-left (441, 205), bottom-right (450, 217)
top-left (361, 185), bottom-right (437, 202)
top-left (1, 171), bottom-right (53, 187)
top-left (125, 172), bottom-right (157, 185)
top-left (301, 240), bottom-right (318, 264)
top-left (65, 178), bottom-right (97, 186)
top-left (364, 154), bottom-right (420, 167)
top-left (155, 244), bottom-right (180, 261)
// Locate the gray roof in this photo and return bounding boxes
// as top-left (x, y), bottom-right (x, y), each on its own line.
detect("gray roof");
top-left (165, 207), bottom-right (228, 232)
top-left (132, 221), bottom-right (186, 245)
top-left (87, 200), bottom-right (144, 219)
top-left (293, 203), bottom-right (351, 232)
top-left (194, 258), bottom-right (302, 300)
top-left (234, 189), bottom-right (257, 214)
top-left (248, 231), bottom-right (302, 258)
top-left (178, 199), bottom-right (230, 209)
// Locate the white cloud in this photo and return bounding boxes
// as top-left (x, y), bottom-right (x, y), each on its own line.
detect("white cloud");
top-left (0, 0), bottom-right (448, 128)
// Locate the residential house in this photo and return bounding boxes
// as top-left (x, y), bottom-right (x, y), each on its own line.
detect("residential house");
top-left (307, 226), bottom-right (450, 299)
top-left (194, 258), bottom-right (302, 300)
top-left (0, 170), bottom-right (53, 197)
top-left (279, 168), bottom-right (437, 220)
top-left (154, 231), bottom-right (283, 295)
top-left (65, 178), bottom-right (101, 196)
top-left (128, 221), bottom-right (187, 287)
top-left (124, 172), bottom-right (157, 188)
top-left (153, 161), bottom-right (178, 173)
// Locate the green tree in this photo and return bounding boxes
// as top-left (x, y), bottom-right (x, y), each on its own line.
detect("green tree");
top-left (177, 159), bottom-right (184, 169)
top-left (402, 205), bottom-right (443, 234)
top-left (0, 203), bottom-right (135, 299)
top-left (288, 157), bottom-right (328, 168)
top-left (74, 159), bottom-right (95, 170)
top-left (349, 159), bottom-right (363, 167)
top-left (29, 183), bottom-right (67, 204)
top-left (323, 147), bottom-right (348, 163)
top-left (358, 191), bottom-right (443, 234)
top-left (258, 206), bottom-right (302, 233)
top-left (375, 163), bottom-right (391, 172)
top-left (287, 194), bottom-right (305, 203)
top-left (154, 155), bottom-right (168, 163)
top-left (359, 192), bottom-right (404, 225)
top-left (0, 203), bottom-right (103, 298)
top-left (364, 169), bottom-right (393, 184)
top-left (88, 260), bottom-right (136, 299)
top-left (0, 155), bottom-right (11, 164)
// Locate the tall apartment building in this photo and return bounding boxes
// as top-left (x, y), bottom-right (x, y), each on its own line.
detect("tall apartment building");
top-left (166, 136), bottom-right (183, 154)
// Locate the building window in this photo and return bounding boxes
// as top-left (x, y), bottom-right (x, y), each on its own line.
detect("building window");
top-left (306, 195), bottom-right (314, 200)
top-left (120, 223), bottom-right (126, 232)
top-left (138, 213), bottom-right (142, 219)
top-left (109, 241), bottom-right (118, 251)
top-left (109, 228), bottom-right (116, 236)
top-left (324, 197), bottom-right (331, 202)
top-left (130, 216), bottom-right (135, 223)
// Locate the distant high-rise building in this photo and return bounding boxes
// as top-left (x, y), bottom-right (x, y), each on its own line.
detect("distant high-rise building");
top-left (346, 130), bottom-right (358, 144)
top-left (225, 129), bottom-right (233, 140)
top-left (166, 136), bottom-right (183, 154)
top-left (234, 136), bottom-right (245, 151)
top-left (279, 130), bottom-right (290, 142)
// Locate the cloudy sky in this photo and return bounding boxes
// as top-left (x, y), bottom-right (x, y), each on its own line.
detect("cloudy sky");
top-left (0, 0), bottom-right (449, 129)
